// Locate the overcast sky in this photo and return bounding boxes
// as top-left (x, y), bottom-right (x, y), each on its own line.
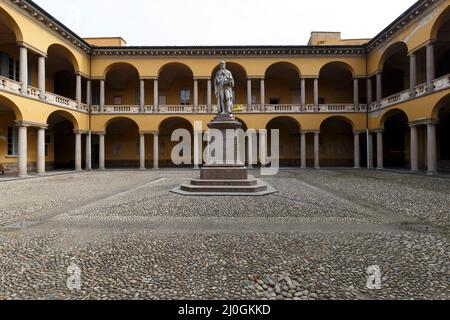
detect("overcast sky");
top-left (33, 0), bottom-right (418, 46)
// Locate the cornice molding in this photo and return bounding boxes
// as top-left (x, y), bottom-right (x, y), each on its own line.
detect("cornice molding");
top-left (91, 46), bottom-right (367, 57)
top-left (367, 0), bottom-right (444, 52)
top-left (10, 0), bottom-right (91, 53)
top-left (13, 0), bottom-right (444, 59)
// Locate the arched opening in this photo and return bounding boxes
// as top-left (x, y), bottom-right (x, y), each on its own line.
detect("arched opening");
top-left (158, 63), bottom-right (194, 106)
top-left (46, 44), bottom-right (79, 100)
top-left (434, 8), bottom-right (450, 78)
top-left (319, 62), bottom-right (354, 104)
top-left (105, 63), bottom-right (140, 105)
top-left (212, 62), bottom-right (248, 107)
top-left (320, 117), bottom-right (354, 167)
top-left (265, 62), bottom-right (301, 105)
top-left (0, 8), bottom-right (23, 83)
top-left (0, 96), bottom-right (22, 173)
top-left (159, 117), bottom-right (193, 167)
top-left (436, 95), bottom-right (450, 171)
top-left (266, 117), bottom-right (301, 167)
top-left (381, 43), bottom-right (409, 97)
top-left (105, 117), bottom-right (140, 168)
top-left (47, 111), bottom-right (78, 170)
top-left (382, 109), bottom-right (409, 168)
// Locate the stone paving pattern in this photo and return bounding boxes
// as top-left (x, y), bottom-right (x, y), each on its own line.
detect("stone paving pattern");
top-left (0, 169), bottom-right (448, 300)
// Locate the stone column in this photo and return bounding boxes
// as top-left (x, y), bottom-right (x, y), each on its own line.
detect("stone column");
top-left (301, 132), bottom-right (306, 169)
top-left (367, 78), bottom-right (373, 105)
top-left (260, 78), bottom-right (265, 111)
top-left (140, 133), bottom-right (146, 170)
top-left (367, 131), bottom-right (374, 169)
top-left (427, 122), bottom-right (437, 174)
top-left (76, 74), bottom-right (82, 108)
top-left (140, 79), bottom-right (145, 112)
top-left (153, 79), bottom-right (159, 112)
top-left (37, 127), bottom-right (46, 175)
top-left (410, 52), bottom-right (417, 97)
top-left (314, 78), bottom-right (319, 110)
top-left (100, 79), bottom-right (105, 113)
top-left (86, 80), bottom-right (92, 106)
top-left (193, 78), bottom-right (199, 112)
top-left (75, 131), bottom-right (82, 171)
top-left (376, 130), bottom-right (384, 170)
top-left (247, 78), bottom-right (252, 111)
top-left (353, 78), bottom-right (359, 108)
top-left (99, 133), bottom-right (105, 170)
top-left (207, 78), bottom-right (212, 112)
top-left (301, 78), bottom-right (306, 108)
top-left (426, 43), bottom-right (435, 92)
top-left (19, 46), bottom-right (28, 95)
top-left (354, 131), bottom-right (361, 169)
top-left (85, 132), bottom-right (91, 171)
top-left (410, 124), bottom-right (419, 172)
top-left (314, 132), bottom-right (320, 169)
top-left (376, 72), bottom-right (382, 105)
top-left (17, 124), bottom-right (28, 177)
top-left (38, 56), bottom-right (46, 100)
top-left (153, 132), bottom-right (159, 169)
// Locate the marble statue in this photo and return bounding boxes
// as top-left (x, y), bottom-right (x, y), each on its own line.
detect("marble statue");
top-left (214, 61), bottom-right (235, 115)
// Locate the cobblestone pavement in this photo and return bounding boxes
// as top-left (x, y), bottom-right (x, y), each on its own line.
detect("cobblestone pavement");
top-left (0, 169), bottom-right (448, 300)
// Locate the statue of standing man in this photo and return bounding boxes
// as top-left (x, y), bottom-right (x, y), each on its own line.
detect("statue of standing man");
top-left (215, 61), bottom-right (235, 115)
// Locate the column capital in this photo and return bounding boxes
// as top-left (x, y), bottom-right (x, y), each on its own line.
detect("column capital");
top-left (353, 130), bottom-right (365, 134)
top-left (93, 131), bottom-right (106, 136)
top-left (409, 118), bottom-right (438, 127)
top-left (193, 76), bottom-right (210, 80)
top-left (74, 129), bottom-right (90, 135)
top-left (14, 120), bottom-right (48, 129)
top-left (372, 128), bottom-right (384, 133)
top-left (301, 75), bottom-right (319, 79)
top-left (139, 130), bottom-right (159, 135)
top-left (301, 130), bottom-right (320, 134)
top-left (248, 76), bottom-right (265, 80)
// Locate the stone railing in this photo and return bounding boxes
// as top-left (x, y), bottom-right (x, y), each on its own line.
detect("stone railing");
top-left (158, 105), bottom-right (194, 113)
top-left (0, 76), bottom-right (22, 95)
top-left (433, 74), bottom-right (450, 91)
top-left (45, 91), bottom-right (79, 110)
top-left (0, 75), bottom-right (84, 112)
top-left (1, 73), bottom-right (449, 115)
top-left (370, 73), bottom-right (450, 112)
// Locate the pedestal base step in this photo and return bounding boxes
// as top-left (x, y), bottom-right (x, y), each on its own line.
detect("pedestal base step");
top-left (171, 177), bottom-right (277, 196)
top-left (190, 178), bottom-right (258, 186)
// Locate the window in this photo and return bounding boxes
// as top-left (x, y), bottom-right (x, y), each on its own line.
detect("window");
top-left (180, 89), bottom-right (191, 105)
top-left (7, 127), bottom-right (18, 156)
top-left (8, 57), bottom-right (20, 81)
top-left (113, 96), bottom-right (122, 105)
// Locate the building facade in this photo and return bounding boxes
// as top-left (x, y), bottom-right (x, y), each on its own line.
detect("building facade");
top-left (0, 0), bottom-right (449, 176)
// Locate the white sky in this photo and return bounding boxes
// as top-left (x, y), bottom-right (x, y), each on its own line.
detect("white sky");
top-left (32, 0), bottom-right (418, 46)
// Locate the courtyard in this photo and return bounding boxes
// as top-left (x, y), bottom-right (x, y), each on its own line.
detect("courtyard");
top-left (0, 169), bottom-right (448, 300)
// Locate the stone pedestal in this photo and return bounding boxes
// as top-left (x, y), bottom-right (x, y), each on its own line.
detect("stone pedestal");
top-left (172, 114), bottom-right (276, 196)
